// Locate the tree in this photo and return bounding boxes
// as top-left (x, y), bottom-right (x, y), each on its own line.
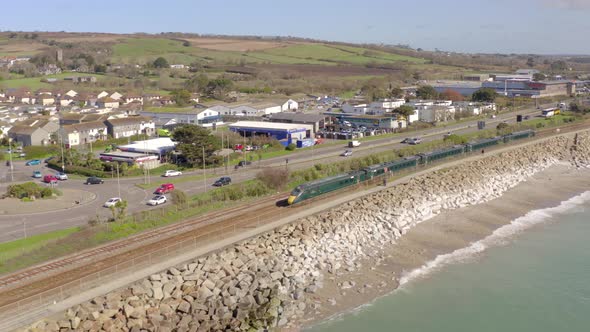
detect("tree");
top-left (550, 60), bottom-right (567, 72)
top-left (393, 105), bottom-right (416, 119)
top-left (472, 88), bottom-right (498, 102)
top-left (153, 57), bottom-right (170, 69)
top-left (389, 87), bottom-right (404, 98)
top-left (94, 64), bottom-right (107, 73)
top-left (416, 85), bottom-right (438, 99)
top-left (206, 78), bottom-right (233, 99)
top-left (170, 89), bottom-right (192, 106)
top-left (184, 74), bottom-right (209, 93)
top-left (172, 125), bottom-right (222, 167)
top-left (533, 73), bottom-right (546, 81)
top-left (526, 57), bottom-right (535, 67)
top-left (440, 89), bottom-right (464, 101)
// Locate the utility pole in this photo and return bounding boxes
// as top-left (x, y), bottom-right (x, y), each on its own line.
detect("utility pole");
top-left (116, 163), bottom-right (121, 198)
top-left (202, 145), bottom-right (206, 188)
top-left (8, 138), bottom-right (13, 182)
top-left (22, 219), bottom-right (26, 239)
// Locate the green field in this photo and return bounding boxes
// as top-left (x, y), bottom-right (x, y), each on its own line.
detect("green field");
top-left (0, 72), bottom-right (108, 90)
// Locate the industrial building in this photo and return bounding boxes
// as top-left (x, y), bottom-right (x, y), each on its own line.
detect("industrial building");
top-left (267, 113), bottom-right (329, 133)
top-left (228, 121), bottom-right (313, 142)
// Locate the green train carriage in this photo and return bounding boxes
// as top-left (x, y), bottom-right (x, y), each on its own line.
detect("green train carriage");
top-left (465, 137), bottom-right (502, 152)
top-left (288, 172), bottom-right (362, 205)
top-left (418, 145), bottom-right (465, 165)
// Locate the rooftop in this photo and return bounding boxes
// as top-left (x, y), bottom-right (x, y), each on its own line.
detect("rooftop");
top-left (229, 121), bottom-right (312, 131)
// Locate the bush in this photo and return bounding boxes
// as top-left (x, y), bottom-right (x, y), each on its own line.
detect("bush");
top-left (23, 146), bottom-right (59, 159)
top-left (285, 143), bottom-right (296, 151)
top-left (536, 122), bottom-right (545, 128)
top-left (6, 182), bottom-right (56, 199)
top-left (443, 134), bottom-right (468, 145)
top-left (256, 168), bottom-right (290, 190)
top-left (170, 190), bottom-right (188, 208)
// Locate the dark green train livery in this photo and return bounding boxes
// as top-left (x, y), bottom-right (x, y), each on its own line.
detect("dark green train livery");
top-left (287, 129), bottom-right (535, 205)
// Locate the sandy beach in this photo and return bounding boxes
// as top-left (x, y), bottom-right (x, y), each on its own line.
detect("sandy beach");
top-left (298, 164), bottom-right (590, 330)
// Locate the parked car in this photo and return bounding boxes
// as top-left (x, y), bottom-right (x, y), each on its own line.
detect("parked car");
top-left (341, 150), bottom-right (353, 157)
top-left (237, 161), bottom-right (252, 167)
top-left (408, 138), bottom-right (422, 145)
top-left (163, 170), bottom-right (182, 177)
top-left (43, 175), bottom-right (58, 184)
top-left (104, 197), bottom-right (122, 208)
top-left (19, 153), bottom-right (26, 158)
top-left (25, 159), bottom-right (41, 166)
top-left (154, 183), bottom-right (175, 194)
top-left (85, 176), bottom-right (104, 185)
top-left (147, 195), bottom-right (167, 206)
top-left (56, 172), bottom-right (68, 180)
top-left (32, 171), bottom-right (42, 178)
top-left (348, 140), bottom-right (361, 148)
top-left (213, 177), bottom-right (232, 187)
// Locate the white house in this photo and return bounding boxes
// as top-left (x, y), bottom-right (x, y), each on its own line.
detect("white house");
top-left (252, 102), bottom-right (282, 115)
top-left (369, 98), bottom-right (406, 111)
top-left (36, 95), bottom-right (55, 106)
top-left (281, 99), bottom-right (299, 111)
top-left (110, 92), bottom-right (123, 100)
top-left (230, 105), bottom-right (258, 116)
top-left (97, 91), bottom-right (109, 99)
top-left (453, 101), bottom-right (496, 116)
top-left (419, 106), bottom-right (456, 123)
top-left (65, 90), bottom-right (78, 98)
top-left (170, 64), bottom-right (186, 69)
top-left (341, 103), bottom-right (369, 115)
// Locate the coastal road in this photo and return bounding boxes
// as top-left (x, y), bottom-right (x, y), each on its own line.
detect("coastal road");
top-left (0, 105), bottom-right (553, 242)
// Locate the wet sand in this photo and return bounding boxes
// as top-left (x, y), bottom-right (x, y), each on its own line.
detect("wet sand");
top-left (296, 164), bottom-right (590, 330)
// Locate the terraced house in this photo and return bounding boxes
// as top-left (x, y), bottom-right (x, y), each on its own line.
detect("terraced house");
top-left (60, 121), bottom-right (108, 147)
top-left (105, 116), bottom-right (155, 139)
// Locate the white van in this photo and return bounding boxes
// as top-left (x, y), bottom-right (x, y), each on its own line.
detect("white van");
top-left (348, 140), bottom-right (361, 148)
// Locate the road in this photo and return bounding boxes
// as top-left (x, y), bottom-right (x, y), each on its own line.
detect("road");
top-left (0, 105), bottom-right (551, 243)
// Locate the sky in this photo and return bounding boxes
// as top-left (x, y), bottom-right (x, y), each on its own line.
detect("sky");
top-left (2, 0), bottom-right (590, 54)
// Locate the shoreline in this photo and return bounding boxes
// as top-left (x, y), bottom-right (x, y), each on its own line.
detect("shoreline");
top-left (299, 164), bottom-right (590, 330)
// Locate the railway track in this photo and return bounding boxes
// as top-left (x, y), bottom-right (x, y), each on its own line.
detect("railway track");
top-left (0, 192), bottom-right (297, 307)
top-left (0, 120), bottom-right (588, 315)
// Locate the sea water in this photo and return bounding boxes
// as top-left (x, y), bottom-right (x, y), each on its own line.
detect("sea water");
top-left (309, 191), bottom-right (590, 332)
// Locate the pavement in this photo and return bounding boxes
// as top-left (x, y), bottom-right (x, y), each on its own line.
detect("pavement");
top-left (0, 104), bottom-right (551, 243)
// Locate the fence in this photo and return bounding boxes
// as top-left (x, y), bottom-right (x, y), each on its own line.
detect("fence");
top-left (0, 206), bottom-right (284, 324)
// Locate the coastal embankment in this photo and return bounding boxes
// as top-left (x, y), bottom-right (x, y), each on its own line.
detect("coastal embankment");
top-left (23, 131), bottom-right (590, 332)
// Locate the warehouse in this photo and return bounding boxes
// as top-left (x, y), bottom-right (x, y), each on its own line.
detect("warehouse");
top-left (117, 137), bottom-right (176, 156)
top-left (228, 121), bottom-right (313, 141)
top-left (267, 113), bottom-right (329, 133)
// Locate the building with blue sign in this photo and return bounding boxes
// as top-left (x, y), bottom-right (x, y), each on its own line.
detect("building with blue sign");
top-left (228, 121), bottom-right (313, 143)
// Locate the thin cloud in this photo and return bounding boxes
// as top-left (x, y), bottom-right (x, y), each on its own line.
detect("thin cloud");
top-left (543, 0), bottom-right (590, 9)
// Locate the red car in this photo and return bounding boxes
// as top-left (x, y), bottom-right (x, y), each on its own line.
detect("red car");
top-left (43, 175), bottom-right (58, 184)
top-left (154, 183), bottom-right (175, 194)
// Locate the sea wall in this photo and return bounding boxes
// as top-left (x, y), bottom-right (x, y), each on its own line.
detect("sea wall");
top-left (25, 133), bottom-right (590, 332)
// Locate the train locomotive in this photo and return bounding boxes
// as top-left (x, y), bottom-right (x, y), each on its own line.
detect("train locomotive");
top-left (287, 129), bottom-right (535, 205)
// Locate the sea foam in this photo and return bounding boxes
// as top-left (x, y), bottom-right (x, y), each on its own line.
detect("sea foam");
top-left (398, 190), bottom-right (590, 287)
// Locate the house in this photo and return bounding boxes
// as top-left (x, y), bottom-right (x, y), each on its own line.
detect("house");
top-left (229, 105), bottom-right (258, 117)
top-left (60, 113), bottom-right (108, 125)
top-left (97, 91), bottom-right (109, 99)
top-left (516, 69), bottom-right (540, 75)
top-left (418, 106), bottom-right (456, 123)
top-left (74, 93), bottom-right (98, 107)
top-left (65, 90), bottom-right (78, 98)
top-left (96, 97), bottom-right (120, 109)
top-left (341, 103), bottom-right (369, 115)
top-left (36, 95), bottom-right (55, 106)
top-left (281, 99), bottom-right (299, 111)
top-left (61, 121), bottom-right (108, 146)
top-left (59, 96), bottom-right (75, 107)
top-left (141, 108), bottom-right (222, 128)
top-left (110, 92), bottom-right (123, 100)
top-left (267, 112), bottom-right (328, 133)
top-left (251, 102), bottom-right (282, 115)
top-left (453, 101), bottom-right (497, 116)
top-left (369, 99), bottom-right (406, 112)
top-left (8, 117), bottom-right (59, 146)
top-left (122, 94), bottom-right (143, 104)
top-left (104, 116), bottom-right (155, 139)
top-left (170, 64), bottom-right (186, 69)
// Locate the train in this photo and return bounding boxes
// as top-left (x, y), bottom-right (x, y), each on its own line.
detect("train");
top-left (287, 129), bottom-right (535, 205)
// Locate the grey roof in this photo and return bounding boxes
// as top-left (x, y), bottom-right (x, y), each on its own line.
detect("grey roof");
top-left (268, 112), bottom-right (326, 123)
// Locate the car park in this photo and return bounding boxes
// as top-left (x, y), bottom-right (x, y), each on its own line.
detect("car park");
top-left (25, 159), bottom-right (41, 166)
top-left (32, 171), bottom-right (42, 178)
top-left (154, 183), bottom-right (175, 194)
top-left (56, 172), bottom-right (68, 180)
top-left (43, 175), bottom-right (58, 184)
top-left (103, 197), bottom-right (122, 208)
top-left (163, 170), bottom-right (182, 177)
top-left (213, 177), bottom-right (232, 187)
top-left (341, 150), bottom-right (353, 157)
top-left (147, 195), bottom-right (167, 206)
top-left (85, 176), bottom-right (104, 185)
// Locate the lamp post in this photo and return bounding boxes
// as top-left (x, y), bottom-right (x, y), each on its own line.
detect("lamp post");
top-left (202, 145), bottom-right (206, 188)
top-left (8, 138), bottom-right (13, 182)
top-left (116, 162), bottom-right (121, 198)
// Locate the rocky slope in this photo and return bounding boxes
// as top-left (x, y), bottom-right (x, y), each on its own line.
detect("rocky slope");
top-left (25, 133), bottom-right (590, 332)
